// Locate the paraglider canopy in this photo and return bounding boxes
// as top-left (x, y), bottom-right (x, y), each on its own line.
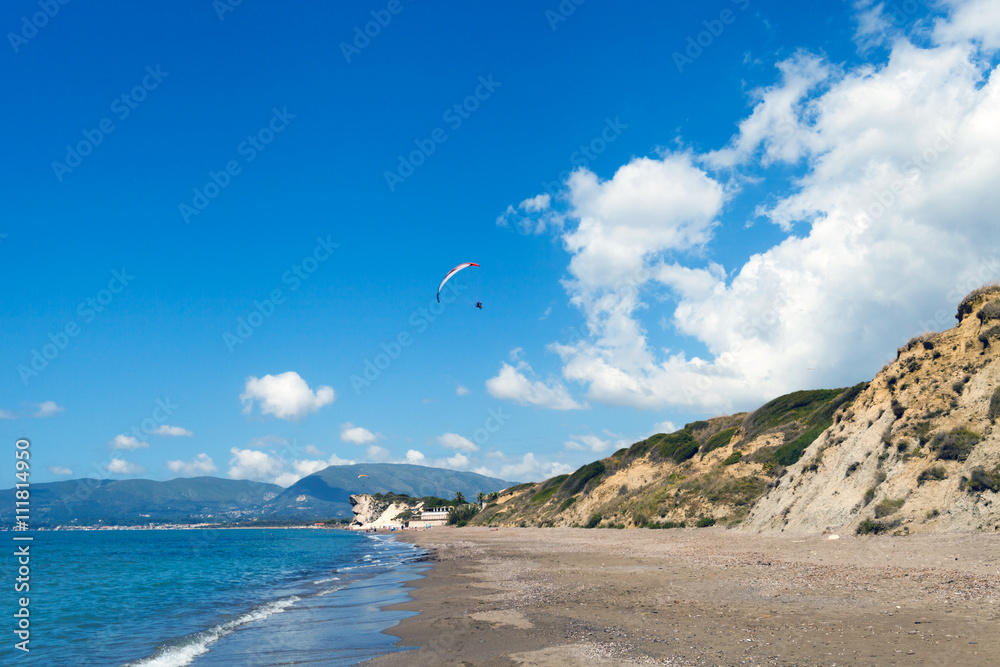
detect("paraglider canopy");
top-left (437, 263), bottom-right (479, 302)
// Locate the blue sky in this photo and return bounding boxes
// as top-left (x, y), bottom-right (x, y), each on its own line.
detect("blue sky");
top-left (3, 0), bottom-right (1000, 486)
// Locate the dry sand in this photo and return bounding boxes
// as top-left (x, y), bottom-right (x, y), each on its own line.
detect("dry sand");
top-left (363, 526), bottom-right (999, 666)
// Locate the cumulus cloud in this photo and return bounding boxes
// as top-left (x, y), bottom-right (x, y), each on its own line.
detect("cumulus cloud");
top-left (152, 425), bottom-right (193, 437)
top-left (326, 453), bottom-right (355, 466)
top-left (166, 453), bottom-right (217, 476)
top-left (933, 0), bottom-right (1000, 51)
top-left (564, 433), bottom-right (625, 454)
top-left (486, 359), bottom-right (585, 410)
top-left (48, 466), bottom-right (73, 476)
top-left (273, 459), bottom-right (328, 488)
top-left (652, 420), bottom-right (677, 434)
top-left (437, 433), bottom-right (479, 452)
top-left (240, 372), bottom-right (335, 421)
top-left (0, 408), bottom-right (15, 419)
top-left (499, 453), bottom-right (573, 482)
top-left (406, 449), bottom-right (427, 464)
top-left (33, 401), bottom-right (65, 418)
top-left (366, 445), bottom-right (390, 461)
top-left (340, 423), bottom-right (378, 445)
top-left (227, 447), bottom-right (284, 482)
top-left (502, 4), bottom-right (1000, 414)
top-left (106, 458), bottom-right (145, 475)
top-left (225, 440), bottom-right (348, 486)
top-left (455, 384), bottom-right (471, 396)
top-left (445, 453), bottom-right (471, 470)
top-left (496, 193), bottom-right (563, 234)
top-left (110, 434), bottom-right (149, 450)
top-left (852, 0), bottom-right (894, 53)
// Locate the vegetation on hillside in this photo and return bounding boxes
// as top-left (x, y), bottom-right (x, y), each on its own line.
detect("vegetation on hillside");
top-left (470, 384), bottom-right (865, 530)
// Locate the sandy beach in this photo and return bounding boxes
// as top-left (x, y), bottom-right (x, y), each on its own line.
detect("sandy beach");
top-left (363, 527), bottom-right (999, 666)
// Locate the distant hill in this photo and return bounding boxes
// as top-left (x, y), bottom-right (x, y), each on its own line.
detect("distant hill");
top-left (0, 477), bottom-right (283, 527)
top-left (1, 464), bottom-right (516, 527)
top-left (471, 285), bottom-right (1000, 535)
top-left (266, 463), bottom-right (517, 518)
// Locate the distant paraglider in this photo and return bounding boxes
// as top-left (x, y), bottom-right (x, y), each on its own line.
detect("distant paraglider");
top-left (358, 474), bottom-right (368, 488)
top-left (437, 262), bottom-right (479, 305)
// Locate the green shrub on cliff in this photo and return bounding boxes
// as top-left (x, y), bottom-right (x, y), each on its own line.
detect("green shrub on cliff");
top-left (931, 428), bottom-right (980, 461)
top-left (702, 427), bottom-right (737, 456)
top-left (721, 451), bottom-right (742, 466)
top-left (979, 324), bottom-right (1000, 349)
top-left (656, 431), bottom-right (700, 462)
top-left (874, 498), bottom-right (905, 518)
top-left (965, 467), bottom-right (1000, 493)
top-left (856, 518), bottom-right (901, 535)
top-left (989, 387), bottom-right (1000, 422)
top-left (956, 284), bottom-right (1000, 321)
top-left (559, 461), bottom-right (606, 498)
top-left (917, 465), bottom-right (947, 485)
top-left (976, 299), bottom-right (1000, 323)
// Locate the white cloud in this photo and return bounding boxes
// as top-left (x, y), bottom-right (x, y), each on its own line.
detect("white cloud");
top-left (166, 453), bottom-right (217, 476)
top-left (522, 193), bottom-right (551, 212)
top-left (852, 0), bottom-right (893, 53)
top-left (48, 466), bottom-right (73, 476)
top-left (326, 453), bottom-right (355, 466)
top-left (366, 445), bottom-right (390, 461)
top-left (562, 155), bottom-right (726, 292)
top-left (406, 449), bottom-right (427, 464)
top-left (33, 401), bottom-right (65, 418)
top-left (564, 433), bottom-right (624, 454)
top-left (504, 6), bottom-right (1000, 413)
top-left (273, 459), bottom-right (329, 487)
top-left (226, 442), bottom-right (346, 486)
top-left (437, 433), bottom-right (479, 452)
top-left (496, 193), bottom-right (564, 234)
top-left (110, 434), bottom-right (149, 450)
top-left (456, 384), bottom-right (471, 396)
top-left (445, 453), bottom-right (471, 470)
top-left (652, 420), bottom-right (677, 434)
top-left (486, 359), bottom-right (585, 410)
top-left (106, 458), bottom-right (145, 475)
top-left (0, 408), bottom-right (15, 419)
top-left (934, 0), bottom-right (1000, 51)
top-left (340, 423), bottom-right (378, 445)
top-left (704, 53), bottom-right (831, 172)
top-left (152, 425), bottom-right (193, 437)
top-left (227, 447), bottom-right (284, 482)
top-left (240, 372), bottom-right (335, 421)
top-left (499, 453), bottom-right (573, 482)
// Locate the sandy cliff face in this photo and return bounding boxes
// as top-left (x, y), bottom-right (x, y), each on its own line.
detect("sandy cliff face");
top-left (349, 494), bottom-right (422, 529)
top-left (743, 289), bottom-right (1000, 534)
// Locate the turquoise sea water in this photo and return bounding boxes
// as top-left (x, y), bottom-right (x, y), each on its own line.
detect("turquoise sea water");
top-left (2, 529), bottom-right (424, 666)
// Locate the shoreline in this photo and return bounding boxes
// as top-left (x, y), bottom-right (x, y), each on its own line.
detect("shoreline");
top-left (365, 526), bottom-right (999, 666)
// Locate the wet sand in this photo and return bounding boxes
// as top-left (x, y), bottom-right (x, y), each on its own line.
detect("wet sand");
top-left (363, 526), bottom-right (999, 666)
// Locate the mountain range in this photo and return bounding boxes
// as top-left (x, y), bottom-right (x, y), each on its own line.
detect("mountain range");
top-left (2, 463), bottom-right (514, 527)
